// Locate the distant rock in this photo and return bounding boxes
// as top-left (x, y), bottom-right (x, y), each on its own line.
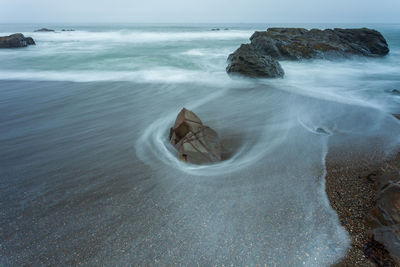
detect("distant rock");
top-left (35, 28), bottom-right (55, 32)
top-left (61, 29), bottom-right (75, 32)
top-left (390, 89), bottom-right (400, 95)
top-left (169, 108), bottom-right (221, 164)
top-left (226, 44), bottom-right (284, 78)
top-left (227, 27), bottom-right (389, 78)
top-left (224, 28), bottom-right (229, 31)
top-left (250, 27), bottom-right (389, 60)
top-left (0, 33), bottom-right (35, 48)
top-left (211, 28), bottom-right (220, 31)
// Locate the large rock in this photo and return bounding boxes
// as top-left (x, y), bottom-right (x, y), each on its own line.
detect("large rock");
top-left (0, 33), bottom-right (36, 48)
top-left (169, 108), bottom-right (221, 164)
top-left (226, 44), bottom-right (284, 78)
top-left (367, 168), bottom-right (400, 263)
top-left (226, 27), bottom-right (389, 78)
top-left (250, 27), bottom-right (389, 60)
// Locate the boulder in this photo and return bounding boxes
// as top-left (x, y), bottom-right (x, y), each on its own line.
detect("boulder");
top-left (0, 33), bottom-right (35, 48)
top-left (226, 27), bottom-right (389, 78)
top-left (250, 27), bottom-right (389, 60)
top-left (35, 28), bottom-right (55, 32)
top-left (367, 169), bottom-right (400, 262)
top-left (169, 108), bottom-right (221, 164)
top-left (226, 44), bottom-right (284, 78)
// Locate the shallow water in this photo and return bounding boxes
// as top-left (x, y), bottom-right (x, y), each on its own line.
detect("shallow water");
top-left (1, 23), bottom-right (400, 266)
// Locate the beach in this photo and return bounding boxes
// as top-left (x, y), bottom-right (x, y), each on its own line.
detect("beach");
top-left (1, 23), bottom-right (400, 266)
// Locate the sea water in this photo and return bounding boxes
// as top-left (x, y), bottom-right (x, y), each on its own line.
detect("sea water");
top-left (1, 23), bottom-right (400, 266)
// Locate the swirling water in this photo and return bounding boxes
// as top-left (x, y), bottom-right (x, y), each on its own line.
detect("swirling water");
top-left (1, 23), bottom-right (400, 266)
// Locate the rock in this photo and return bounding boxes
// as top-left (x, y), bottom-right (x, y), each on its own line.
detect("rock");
top-left (34, 28), bottom-right (55, 32)
top-left (250, 27), bottom-right (389, 60)
top-left (61, 29), bottom-right (75, 32)
top-left (226, 27), bottom-right (389, 78)
top-left (394, 114), bottom-right (400, 120)
top-left (364, 238), bottom-right (397, 266)
top-left (224, 28), bottom-right (229, 31)
top-left (169, 108), bottom-right (221, 164)
top-left (0, 33), bottom-right (35, 48)
top-left (391, 89), bottom-right (400, 95)
top-left (211, 28), bottom-right (220, 31)
top-left (367, 168), bottom-right (400, 263)
top-left (226, 44), bottom-right (284, 78)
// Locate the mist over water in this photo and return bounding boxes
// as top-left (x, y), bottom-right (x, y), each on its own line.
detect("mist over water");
top-left (1, 23), bottom-right (400, 266)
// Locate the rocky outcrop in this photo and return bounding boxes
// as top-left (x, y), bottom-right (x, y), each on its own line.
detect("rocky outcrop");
top-left (226, 44), bottom-right (284, 78)
top-left (35, 28), bottom-right (55, 32)
top-left (367, 168), bottom-right (400, 263)
top-left (0, 34), bottom-right (35, 48)
top-left (250, 27), bottom-right (389, 60)
top-left (169, 108), bottom-right (221, 164)
top-left (227, 27), bottom-right (389, 78)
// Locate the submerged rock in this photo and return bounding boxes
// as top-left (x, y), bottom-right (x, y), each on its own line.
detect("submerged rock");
top-left (226, 44), bottom-right (284, 78)
top-left (0, 33), bottom-right (35, 48)
top-left (35, 28), bottom-right (55, 32)
top-left (169, 108), bottom-right (221, 164)
top-left (61, 29), bottom-right (75, 31)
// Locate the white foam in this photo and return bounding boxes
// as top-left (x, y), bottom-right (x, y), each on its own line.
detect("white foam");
top-left (19, 30), bottom-right (252, 44)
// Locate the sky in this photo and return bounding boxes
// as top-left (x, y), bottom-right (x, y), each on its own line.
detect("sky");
top-left (0, 0), bottom-right (399, 23)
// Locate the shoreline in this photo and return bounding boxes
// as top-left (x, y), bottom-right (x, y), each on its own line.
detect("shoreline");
top-left (326, 144), bottom-right (400, 266)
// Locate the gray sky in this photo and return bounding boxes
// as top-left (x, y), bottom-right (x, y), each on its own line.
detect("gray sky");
top-left (0, 0), bottom-right (399, 23)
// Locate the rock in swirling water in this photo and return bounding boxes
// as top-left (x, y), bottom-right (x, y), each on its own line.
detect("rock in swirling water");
top-left (1, 23), bottom-right (400, 266)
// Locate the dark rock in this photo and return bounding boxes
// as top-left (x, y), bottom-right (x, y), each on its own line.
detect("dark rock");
top-left (224, 28), bottom-right (229, 30)
top-left (226, 27), bottom-right (389, 78)
top-left (0, 33), bottom-right (35, 48)
top-left (367, 168), bottom-right (400, 263)
top-left (61, 29), bottom-right (75, 32)
top-left (364, 238), bottom-right (398, 266)
top-left (394, 114), bottom-right (400, 120)
top-left (169, 108), bottom-right (221, 164)
top-left (315, 127), bottom-right (330, 135)
top-left (250, 27), bottom-right (389, 60)
top-left (211, 28), bottom-right (220, 31)
top-left (226, 44), bottom-right (284, 78)
top-left (390, 89), bottom-right (400, 95)
top-left (35, 28), bottom-right (55, 32)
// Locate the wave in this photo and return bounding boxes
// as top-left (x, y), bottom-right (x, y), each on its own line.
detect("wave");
top-left (16, 30), bottom-right (253, 44)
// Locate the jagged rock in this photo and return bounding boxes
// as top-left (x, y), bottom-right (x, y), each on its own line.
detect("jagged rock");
top-left (227, 27), bottom-right (389, 78)
top-left (226, 44), bottom-right (284, 78)
top-left (0, 33), bottom-right (35, 48)
top-left (169, 108), bottom-right (221, 164)
top-left (367, 168), bottom-right (400, 263)
top-left (250, 27), bottom-right (389, 60)
top-left (35, 28), bottom-right (55, 32)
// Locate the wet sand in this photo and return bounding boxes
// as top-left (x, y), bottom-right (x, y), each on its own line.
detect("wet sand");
top-left (326, 142), bottom-right (400, 266)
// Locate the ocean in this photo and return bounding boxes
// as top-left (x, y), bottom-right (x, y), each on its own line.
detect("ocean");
top-left (1, 23), bottom-right (400, 266)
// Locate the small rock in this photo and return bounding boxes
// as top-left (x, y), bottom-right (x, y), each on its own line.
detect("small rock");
top-left (390, 89), bottom-right (400, 95)
top-left (34, 28), bottom-right (55, 32)
top-left (169, 108), bottom-right (221, 164)
top-left (211, 28), bottom-right (220, 31)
